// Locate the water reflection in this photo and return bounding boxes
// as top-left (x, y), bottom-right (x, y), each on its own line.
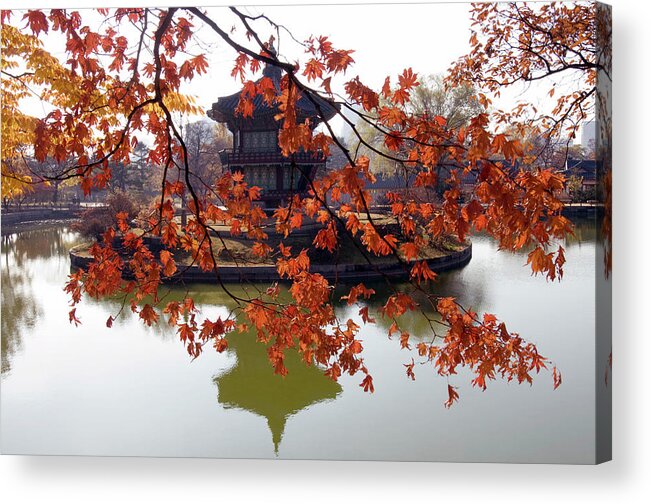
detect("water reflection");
top-left (83, 271), bottom-right (344, 455)
top-left (567, 220), bottom-right (597, 244)
top-left (1, 228), bottom-right (81, 375)
top-left (1, 219), bottom-right (600, 461)
top-left (214, 330), bottom-right (341, 453)
top-left (1, 255), bottom-right (39, 375)
top-left (1, 225), bottom-right (81, 261)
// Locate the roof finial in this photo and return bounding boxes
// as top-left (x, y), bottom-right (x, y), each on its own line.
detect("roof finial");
top-left (262, 35), bottom-right (281, 81)
top-left (265, 35), bottom-right (277, 57)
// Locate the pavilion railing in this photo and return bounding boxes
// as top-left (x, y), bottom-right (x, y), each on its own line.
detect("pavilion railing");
top-left (219, 149), bottom-right (326, 165)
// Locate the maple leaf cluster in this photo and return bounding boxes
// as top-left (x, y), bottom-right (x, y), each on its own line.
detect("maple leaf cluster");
top-left (0, 4), bottom-right (603, 406)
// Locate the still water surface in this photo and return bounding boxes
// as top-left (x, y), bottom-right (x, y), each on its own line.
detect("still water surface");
top-left (1, 222), bottom-right (598, 462)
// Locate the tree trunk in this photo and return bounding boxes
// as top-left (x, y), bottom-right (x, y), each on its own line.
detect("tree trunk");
top-left (181, 193), bottom-right (187, 228)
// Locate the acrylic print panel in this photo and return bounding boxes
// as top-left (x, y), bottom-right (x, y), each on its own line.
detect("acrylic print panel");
top-left (0, 2), bottom-right (612, 463)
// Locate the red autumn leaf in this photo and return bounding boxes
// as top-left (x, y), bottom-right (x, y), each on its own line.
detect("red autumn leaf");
top-left (192, 54), bottom-right (209, 74)
top-left (359, 374), bottom-right (374, 393)
top-left (139, 304), bottom-right (159, 327)
top-left (160, 250), bottom-right (177, 277)
top-left (398, 67), bottom-right (419, 90)
top-left (553, 366), bottom-right (562, 390)
top-left (359, 306), bottom-right (375, 324)
top-left (444, 385), bottom-right (459, 409)
top-left (23, 10), bottom-right (48, 35)
top-left (400, 242), bottom-right (420, 261)
top-left (404, 359), bottom-right (416, 381)
top-left (303, 58), bottom-right (325, 81)
top-left (399, 332), bottom-right (410, 350)
top-left (349, 339), bottom-right (363, 354)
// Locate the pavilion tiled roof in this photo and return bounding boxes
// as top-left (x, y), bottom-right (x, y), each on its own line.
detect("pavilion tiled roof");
top-left (210, 64), bottom-right (338, 127)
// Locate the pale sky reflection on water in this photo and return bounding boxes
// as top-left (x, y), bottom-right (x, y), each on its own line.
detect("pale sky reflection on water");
top-left (1, 221), bottom-right (598, 462)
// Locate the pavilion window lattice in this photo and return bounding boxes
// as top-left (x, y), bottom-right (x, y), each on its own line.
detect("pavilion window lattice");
top-left (242, 130), bottom-right (277, 152)
top-left (245, 166), bottom-right (276, 191)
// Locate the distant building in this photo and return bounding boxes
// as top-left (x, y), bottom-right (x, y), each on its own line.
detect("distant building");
top-left (363, 160), bottom-right (523, 206)
top-left (561, 158), bottom-right (597, 202)
top-left (565, 158), bottom-right (597, 186)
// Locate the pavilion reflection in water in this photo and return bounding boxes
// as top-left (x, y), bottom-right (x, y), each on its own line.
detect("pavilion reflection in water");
top-left (214, 330), bottom-right (342, 454)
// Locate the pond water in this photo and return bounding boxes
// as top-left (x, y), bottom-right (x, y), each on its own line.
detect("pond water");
top-left (1, 221), bottom-right (600, 463)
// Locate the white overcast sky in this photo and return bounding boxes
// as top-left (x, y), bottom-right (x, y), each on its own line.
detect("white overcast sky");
top-left (3, 1), bottom-right (591, 139)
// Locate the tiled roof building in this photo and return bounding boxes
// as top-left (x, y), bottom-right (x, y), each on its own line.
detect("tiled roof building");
top-left (208, 58), bottom-right (338, 207)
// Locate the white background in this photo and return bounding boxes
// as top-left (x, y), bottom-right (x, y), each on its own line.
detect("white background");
top-left (1, 0), bottom-right (650, 502)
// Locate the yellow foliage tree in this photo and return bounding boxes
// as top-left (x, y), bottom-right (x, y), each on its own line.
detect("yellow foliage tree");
top-left (1, 15), bottom-right (202, 200)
